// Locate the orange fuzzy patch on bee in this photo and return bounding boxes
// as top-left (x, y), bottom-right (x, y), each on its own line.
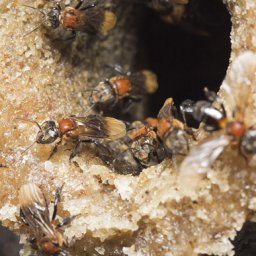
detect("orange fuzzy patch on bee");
top-left (128, 126), bottom-right (148, 140)
top-left (226, 121), bottom-right (246, 138)
top-left (61, 7), bottom-right (80, 30)
top-left (39, 238), bottom-right (62, 255)
top-left (145, 117), bottom-right (158, 128)
top-left (110, 76), bottom-right (131, 96)
top-left (157, 119), bottom-right (172, 139)
top-left (58, 118), bottom-right (76, 135)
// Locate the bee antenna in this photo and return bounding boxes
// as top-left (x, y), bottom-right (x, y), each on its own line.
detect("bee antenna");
top-left (22, 4), bottom-right (46, 18)
top-left (22, 5), bottom-right (46, 37)
top-left (22, 21), bottom-right (46, 37)
top-left (15, 118), bottom-right (43, 132)
top-left (84, 88), bottom-right (100, 95)
top-left (20, 141), bottom-right (37, 155)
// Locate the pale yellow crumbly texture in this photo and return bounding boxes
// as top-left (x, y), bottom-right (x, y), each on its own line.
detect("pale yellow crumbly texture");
top-left (1, 0), bottom-right (256, 255)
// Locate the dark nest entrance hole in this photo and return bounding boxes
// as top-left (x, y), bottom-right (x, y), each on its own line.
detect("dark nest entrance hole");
top-left (135, 0), bottom-right (231, 117)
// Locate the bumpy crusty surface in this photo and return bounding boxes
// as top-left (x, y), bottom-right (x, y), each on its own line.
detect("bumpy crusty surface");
top-left (1, 0), bottom-right (256, 255)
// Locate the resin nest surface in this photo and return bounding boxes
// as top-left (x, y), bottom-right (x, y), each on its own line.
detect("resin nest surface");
top-left (1, 0), bottom-right (256, 255)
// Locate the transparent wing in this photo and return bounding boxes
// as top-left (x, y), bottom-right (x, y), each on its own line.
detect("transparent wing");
top-left (221, 52), bottom-right (256, 124)
top-left (71, 115), bottom-right (126, 140)
top-left (19, 183), bottom-right (55, 240)
top-left (179, 135), bottom-right (231, 175)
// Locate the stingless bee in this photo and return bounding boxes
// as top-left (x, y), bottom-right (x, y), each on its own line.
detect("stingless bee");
top-left (96, 121), bottom-right (165, 175)
top-left (179, 52), bottom-right (256, 176)
top-left (156, 97), bottom-right (192, 156)
top-left (24, 0), bottom-right (117, 37)
top-left (18, 115), bottom-right (126, 160)
top-left (88, 65), bottom-right (158, 112)
top-left (95, 140), bottom-right (143, 175)
top-left (126, 123), bottom-right (166, 168)
top-left (19, 183), bottom-right (70, 255)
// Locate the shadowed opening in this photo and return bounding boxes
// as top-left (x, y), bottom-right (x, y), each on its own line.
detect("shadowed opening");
top-left (135, 0), bottom-right (232, 117)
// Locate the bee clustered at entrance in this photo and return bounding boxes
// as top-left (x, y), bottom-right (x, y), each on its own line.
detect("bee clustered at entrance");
top-left (0, 0), bottom-right (256, 256)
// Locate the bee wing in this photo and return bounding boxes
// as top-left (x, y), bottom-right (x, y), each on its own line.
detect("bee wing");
top-left (179, 134), bottom-right (231, 175)
top-left (221, 52), bottom-right (256, 124)
top-left (71, 115), bottom-right (126, 140)
top-left (19, 183), bottom-right (55, 240)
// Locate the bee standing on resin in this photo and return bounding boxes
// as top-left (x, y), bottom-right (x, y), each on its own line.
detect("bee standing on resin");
top-left (24, 0), bottom-right (117, 37)
top-left (19, 183), bottom-right (70, 255)
top-left (126, 123), bottom-right (166, 168)
top-left (18, 115), bottom-right (126, 160)
top-left (88, 65), bottom-right (158, 112)
top-left (96, 121), bottom-right (165, 175)
top-left (156, 97), bottom-right (192, 156)
top-left (179, 72), bottom-right (256, 176)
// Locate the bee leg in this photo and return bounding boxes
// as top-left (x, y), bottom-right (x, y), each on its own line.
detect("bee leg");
top-left (122, 97), bottom-right (140, 113)
top-left (69, 140), bottom-right (92, 161)
top-left (62, 30), bottom-right (77, 42)
top-left (57, 215), bottom-right (76, 228)
top-left (48, 139), bottom-right (62, 160)
top-left (52, 184), bottom-right (64, 221)
top-left (238, 144), bottom-right (250, 167)
top-left (77, 0), bottom-right (98, 11)
top-left (185, 127), bottom-right (197, 141)
top-left (29, 237), bottom-right (38, 250)
top-left (20, 209), bottom-right (28, 225)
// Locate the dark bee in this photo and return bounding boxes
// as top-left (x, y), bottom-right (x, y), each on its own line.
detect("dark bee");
top-left (95, 140), bottom-right (142, 175)
top-left (126, 124), bottom-right (166, 168)
top-left (24, 1), bottom-right (117, 37)
top-left (181, 88), bottom-right (227, 132)
top-left (88, 66), bottom-right (158, 112)
top-left (156, 97), bottom-right (191, 156)
top-left (180, 75), bottom-right (256, 177)
top-left (19, 115), bottom-right (126, 160)
top-left (19, 183), bottom-right (69, 255)
top-left (96, 121), bottom-right (165, 175)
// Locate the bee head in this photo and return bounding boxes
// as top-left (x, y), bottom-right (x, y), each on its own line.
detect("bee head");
top-left (47, 5), bottom-right (61, 29)
top-left (36, 121), bottom-right (59, 144)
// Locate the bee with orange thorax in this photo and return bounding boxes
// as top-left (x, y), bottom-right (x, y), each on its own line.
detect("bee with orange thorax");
top-left (126, 122), bottom-right (166, 168)
top-left (19, 183), bottom-right (69, 255)
top-left (19, 115), bottom-right (126, 160)
top-left (96, 121), bottom-right (166, 175)
top-left (88, 66), bottom-right (158, 112)
top-left (156, 97), bottom-right (192, 156)
top-left (24, 0), bottom-right (116, 37)
top-left (179, 85), bottom-right (256, 177)
top-left (49, 1), bottom-right (116, 35)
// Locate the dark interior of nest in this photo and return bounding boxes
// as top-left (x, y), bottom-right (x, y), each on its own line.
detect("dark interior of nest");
top-left (137, 0), bottom-right (231, 118)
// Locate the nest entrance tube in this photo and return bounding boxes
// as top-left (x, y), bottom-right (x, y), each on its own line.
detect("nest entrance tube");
top-left (136, 0), bottom-right (232, 117)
